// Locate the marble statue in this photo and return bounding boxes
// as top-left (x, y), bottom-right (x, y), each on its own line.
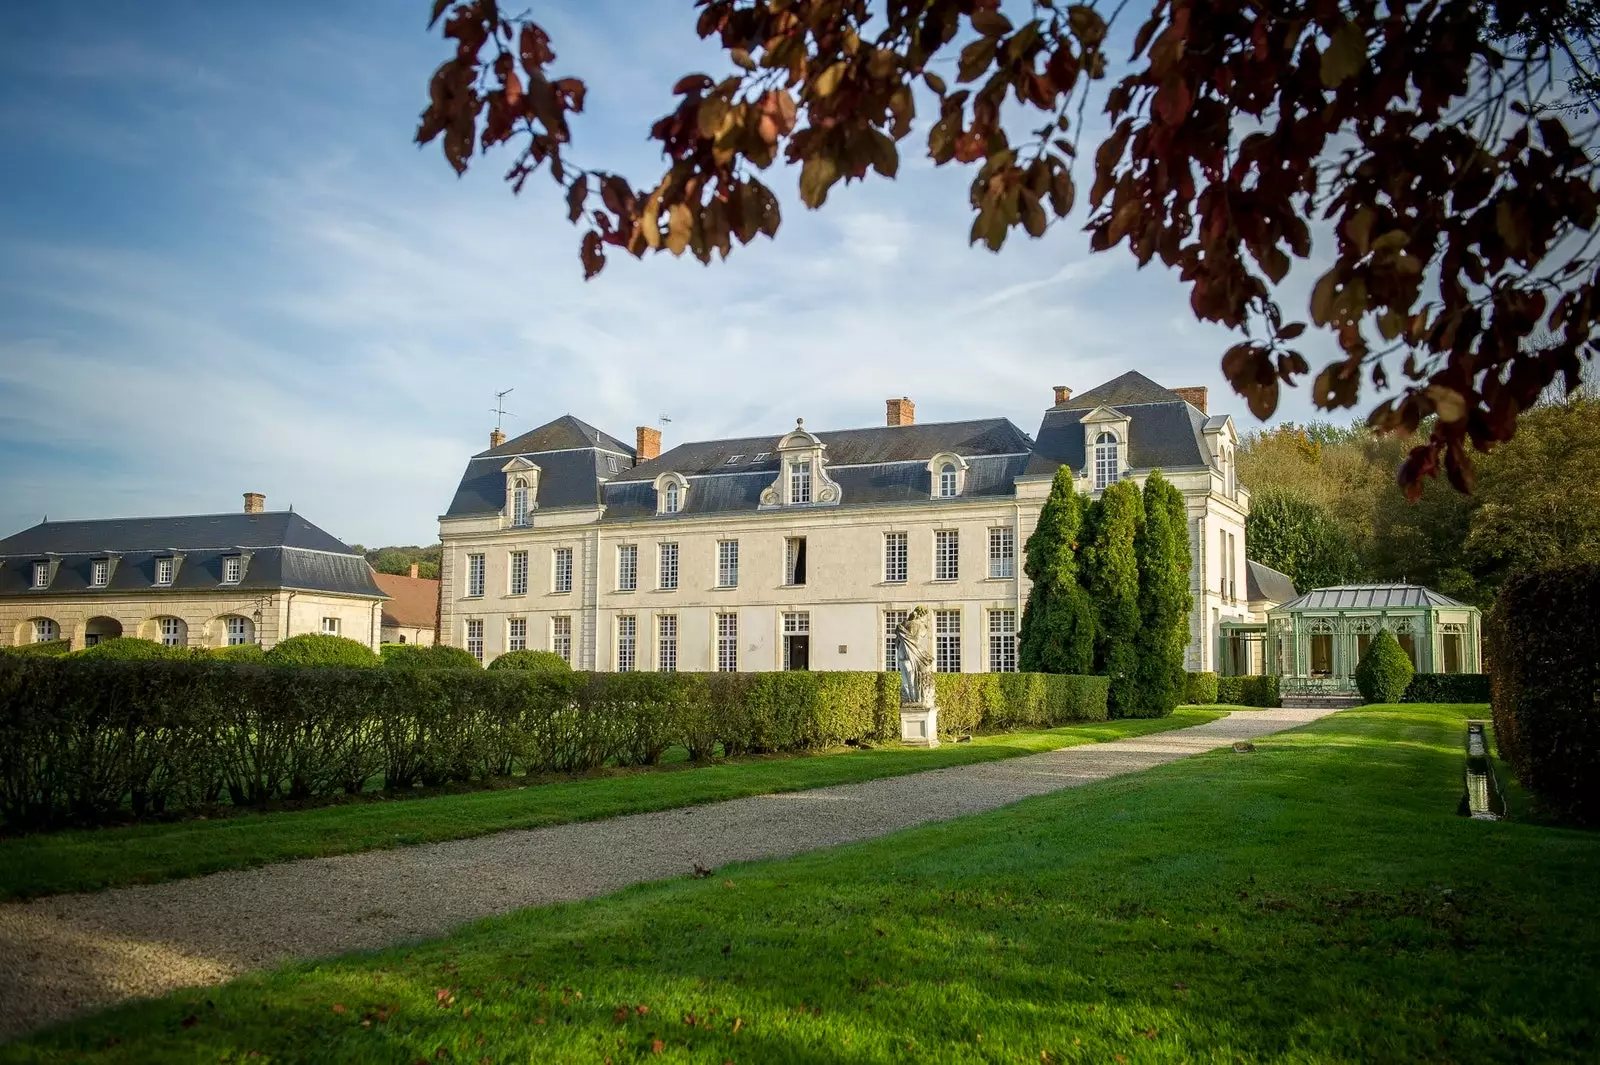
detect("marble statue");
top-left (896, 606), bottom-right (936, 709)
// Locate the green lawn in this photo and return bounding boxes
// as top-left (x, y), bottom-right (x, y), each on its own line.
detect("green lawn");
top-left (0, 711), bottom-right (1219, 901)
top-left (10, 702), bottom-right (1598, 1063)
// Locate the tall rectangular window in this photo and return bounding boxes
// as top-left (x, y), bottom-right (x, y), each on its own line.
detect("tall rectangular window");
top-left (226, 616), bottom-right (252, 646)
top-left (552, 616), bottom-right (572, 663)
top-left (617, 544), bottom-right (638, 591)
top-left (223, 556), bottom-right (242, 583)
top-left (508, 617), bottom-right (527, 651)
top-left (509, 550), bottom-right (529, 596)
top-left (553, 547), bottom-right (573, 593)
top-left (658, 542), bottom-right (679, 590)
top-left (466, 553), bottom-right (485, 597)
top-left (657, 614), bottom-right (678, 672)
top-left (1443, 631), bottom-right (1464, 673)
top-left (465, 619), bottom-right (484, 662)
top-left (988, 609), bottom-right (1017, 672)
top-left (512, 485), bottom-right (531, 526)
top-left (884, 533), bottom-right (908, 583)
top-left (782, 611), bottom-right (811, 671)
top-left (322, 616), bottom-right (341, 636)
top-left (988, 526), bottom-right (1015, 579)
top-left (1219, 530), bottom-right (1227, 596)
top-left (884, 610), bottom-right (909, 671)
top-left (31, 561), bottom-right (49, 589)
top-left (935, 609), bottom-right (962, 673)
top-left (616, 615), bottom-right (637, 671)
top-left (785, 537), bottom-right (807, 586)
top-left (91, 559), bottom-right (109, 587)
top-left (161, 617), bottom-right (184, 647)
top-left (717, 540), bottom-right (739, 588)
top-left (934, 530), bottom-right (960, 581)
top-left (155, 557), bottom-right (174, 585)
top-left (790, 461), bottom-right (812, 503)
top-left (717, 612), bottom-right (739, 672)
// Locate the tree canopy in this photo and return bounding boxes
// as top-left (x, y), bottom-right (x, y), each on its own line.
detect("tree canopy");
top-left (422, 0), bottom-right (1600, 496)
top-left (1018, 467), bottom-right (1096, 674)
top-left (1244, 486), bottom-right (1362, 593)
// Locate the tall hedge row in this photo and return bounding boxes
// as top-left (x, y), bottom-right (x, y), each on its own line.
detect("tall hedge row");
top-left (1401, 673), bottom-right (1490, 703)
top-left (1216, 675), bottom-right (1281, 707)
top-left (933, 672), bottom-right (1110, 734)
top-left (1490, 565), bottom-right (1600, 824)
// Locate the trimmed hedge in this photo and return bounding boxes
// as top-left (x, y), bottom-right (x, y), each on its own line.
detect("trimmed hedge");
top-left (1355, 628), bottom-right (1414, 703)
top-left (1, 640), bottom-right (71, 658)
top-left (487, 650), bottom-right (572, 672)
top-left (1184, 671), bottom-right (1219, 705)
top-left (1216, 675), bottom-right (1281, 707)
top-left (933, 673), bottom-right (1109, 734)
top-left (1402, 673), bottom-right (1490, 703)
top-left (210, 643), bottom-right (266, 663)
top-left (264, 634), bottom-right (380, 669)
top-left (1490, 564), bottom-right (1600, 824)
top-left (381, 643), bottom-right (482, 670)
top-left (72, 637), bottom-right (190, 662)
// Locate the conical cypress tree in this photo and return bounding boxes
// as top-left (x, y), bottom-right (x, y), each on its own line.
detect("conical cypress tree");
top-left (1082, 479), bottom-right (1144, 716)
top-left (1019, 467), bottom-right (1096, 673)
top-left (1131, 470), bottom-right (1194, 717)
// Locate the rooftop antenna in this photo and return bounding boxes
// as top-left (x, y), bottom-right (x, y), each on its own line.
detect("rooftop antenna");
top-left (491, 387), bottom-right (516, 432)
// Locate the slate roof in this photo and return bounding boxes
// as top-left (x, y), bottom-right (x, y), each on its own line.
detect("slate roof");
top-left (1052, 370), bottom-right (1190, 411)
top-left (479, 415), bottom-right (634, 460)
top-left (1275, 584), bottom-right (1472, 613)
top-left (0, 512), bottom-right (384, 599)
top-left (1246, 560), bottom-right (1298, 606)
top-left (374, 572), bottom-right (440, 630)
top-left (444, 415), bottom-right (642, 518)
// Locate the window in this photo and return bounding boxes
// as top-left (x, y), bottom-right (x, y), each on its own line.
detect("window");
top-left (226, 616), bottom-right (252, 646)
top-left (935, 609), bottom-right (962, 673)
top-left (1094, 432), bottom-right (1119, 489)
top-left (934, 530), bottom-right (959, 581)
top-left (785, 537), bottom-right (807, 586)
top-left (616, 615), bottom-right (637, 671)
top-left (783, 611), bottom-right (810, 671)
top-left (322, 616), bottom-right (341, 636)
top-left (658, 542), bottom-right (679, 590)
top-left (553, 547), bottom-right (573, 593)
top-left (988, 526), bottom-right (1015, 579)
top-left (657, 614), bottom-right (678, 672)
top-left (1397, 632), bottom-right (1417, 668)
top-left (1443, 629), bottom-right (1465, 674)
top-left (1310, 633), bottom-right (1333, 676)
top-left (509, 551), bottom-right (529, 596)
top-left (607, 455), bottom-right (619, 474)
top-left (884, 610), bottom-right (909, 671)
top-left (790, 460), bottom-right (813, 504)
top-left (1227, 533), bottom-right (1238, 602)
top-left (160, 617), bottom-right (186, 647)
top-left (91, 559), bottom-right (109, 587)
top-left (717, 540), bottom-right (739, 588)
top-left (938, 463), bottom-right (958, 498)
top-left (617, 544), bottom-right (638, 591)
top-left (988, 609), bottom-right (1017, 672)
top-left (465, 619), bottom-right (484, 662)
top-left (717, 612), bottom-right (739, 671)
top-left (223, 555), bottom-right (243, 584)
top-left (725, 454), bottom-right (743, 465)
top-left (512, 480), bottom-right (531, 526)
top-left (32, 618), bottom-right (58, 643)
top-left (155, 557), bottom-right (174, 585)
top-left (508, 617), bottom-right (527, 652)
top-left (753, 452), bottom-right (770, 462)
top-left (31, 561), bottom-right (49, 589)
top-left (466, 553), bottom-right (485, 597)
top-left (552, 616), bottom-right (572, 663)
top-left (884, 532), bottom-right (908, 583)
top-left (664, 481), bottom-right (681, 514)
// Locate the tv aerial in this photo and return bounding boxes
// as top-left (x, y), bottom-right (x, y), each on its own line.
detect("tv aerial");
top-left (491, 388), bottom-right (515, 431)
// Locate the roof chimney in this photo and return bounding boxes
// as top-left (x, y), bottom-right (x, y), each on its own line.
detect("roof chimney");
top-left (636, 425), bottom-right (661, 463)
top-left (409, 563), bottom-right (419, 579)
top-left (489, 428), bottom-right (506, 449)
top-left (243, 492), bottom-right (265, 514)
top-left (1172, 386), bottom-right (1208, 414)
top-left (886, 397), bottom-right (915, 426)
top-left (1053, 385), bottom-right (1072, 406)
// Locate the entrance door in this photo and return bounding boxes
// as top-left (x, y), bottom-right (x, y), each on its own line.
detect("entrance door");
top-left (785, 634), bottom-right (810, 671)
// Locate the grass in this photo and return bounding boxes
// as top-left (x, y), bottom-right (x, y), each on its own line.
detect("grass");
top-left (0, 710), bottom-right (1220, 902)
top-left (10, 702), bottom-right (1599, 1064)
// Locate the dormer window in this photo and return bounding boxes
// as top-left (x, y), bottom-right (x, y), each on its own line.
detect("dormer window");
top-left (31, 561), bottom-right (48, 589)
top-left (511, 479), bottom-right (531, 526)
top-left (223, 555), bottom-right (243, 583)
top-left (91, 559), bottom-right (109, 587)
top-left (790, 460), bottom-right (813, 504)
top-left (1094, 432), bottom-right (1120, 489)
top-left (925, 453), bottom-right (968, 500)
top-left (938, 464), bottom-right (958, 498)
top-left (501, 457), bottom-right (541, 525)
top-left (155, 557), bottom-right (175, 585)
top-left (656, 473), bottom-right (689, 515)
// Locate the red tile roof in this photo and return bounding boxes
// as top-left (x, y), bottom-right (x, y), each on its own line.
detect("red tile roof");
top-left (373, 572), bottom-right (439, 630)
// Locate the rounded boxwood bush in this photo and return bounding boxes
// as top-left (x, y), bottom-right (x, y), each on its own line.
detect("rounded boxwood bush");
top-left (381, 643), bottom-right (481, 669)
top-left (1354, 628), bottom-right (1414, 703)
top-left (487, 649), bottom-right (571, 672)
top-left (210, 643), bottom-right (266, 662)
top-left (73, 637), bottom-right (191, 661)
top-left (263, 633), bottom-right (379, 668)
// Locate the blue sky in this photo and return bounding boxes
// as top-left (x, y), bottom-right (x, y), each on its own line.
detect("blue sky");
top-left (0, 1), bottom-right (1353, 547)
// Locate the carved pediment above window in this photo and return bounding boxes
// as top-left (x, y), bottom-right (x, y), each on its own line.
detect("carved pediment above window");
top-left (927, 452), bottom-right (969, 499)
top-left (501, 457), bottom-right (541, 527)
top-left (761, 418), bottom-right (842, 508)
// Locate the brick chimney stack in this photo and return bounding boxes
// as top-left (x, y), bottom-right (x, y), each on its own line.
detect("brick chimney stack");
top-left (885, 397), bottom-right (915, 426)
top-left (636, 425), bottom-right (662, 463)
top-left (1172, 386), bottom-right (1208, 414)
top-left (1053, 385), bottom-right (1073, 406)
top-left (489, 428), bottom-right (506, 448)
top-left (243, 492), bottom-right (265, 514)
top-left (409, 563), bottom-right (419, 579)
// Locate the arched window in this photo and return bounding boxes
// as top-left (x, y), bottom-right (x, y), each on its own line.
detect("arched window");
top-left (938, 463), bottom-right (958, 498)
top-left (224, 616), bottom-right (254, 646)
top-left (664, 481), bottom-right (681, 514)
top-left (511, 478), bottom-right (531, 526)
top-left (1094, 432), bottom-right (1119, 489)
top-left (31, 618), bottom-right (58, 643)
top-left (156, 617), bottom-right (187, 648)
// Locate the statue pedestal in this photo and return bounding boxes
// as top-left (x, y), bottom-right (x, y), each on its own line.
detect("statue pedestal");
top-left (899, 702), bottom-right (939, 748)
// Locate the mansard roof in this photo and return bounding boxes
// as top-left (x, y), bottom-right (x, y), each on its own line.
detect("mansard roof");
top-left (445, 415), bottom-right (638, 518)
top-left (1246, 560), bottom-right (1298, 606)
top-left (1051, 370), bottom-right (1187, 411)
top-left (1030, 399), bottom-right (1211, 475)
top-left (478, 414), bottom-right (634, 460)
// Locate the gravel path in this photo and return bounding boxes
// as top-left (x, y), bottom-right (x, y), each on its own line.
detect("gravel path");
top-left (0, 708), bottom-right (1333, 1039)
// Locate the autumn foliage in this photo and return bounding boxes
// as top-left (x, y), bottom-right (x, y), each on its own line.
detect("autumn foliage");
top-left (419, 0), bottom-right (1600, 496)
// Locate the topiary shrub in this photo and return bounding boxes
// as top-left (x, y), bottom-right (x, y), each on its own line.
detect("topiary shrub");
top-left (210, 643), bottom-right (266, 662)
top-left (73, 637), bottom-right (190, 661)
top-left (1216, 675), bottom-right (1280, 707)
top-left (2, 639), bottom-right (71, 658)
top-left (381, 643), bottom-right (481, 670)
top-left (1184, 671), bottom-right (1219, 705)
top-left (1354, 628), bottom-right (1414, 703)
top-left (263, 634), bottom-right (379, 669)
top-left (486, 649), bottom-right (571, 672)
top-left (1402, 673), bottom-right (1490, 703)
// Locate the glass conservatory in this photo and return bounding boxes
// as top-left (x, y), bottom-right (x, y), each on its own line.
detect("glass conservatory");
top-left (1266, 584), bottom-right (1483, 694)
